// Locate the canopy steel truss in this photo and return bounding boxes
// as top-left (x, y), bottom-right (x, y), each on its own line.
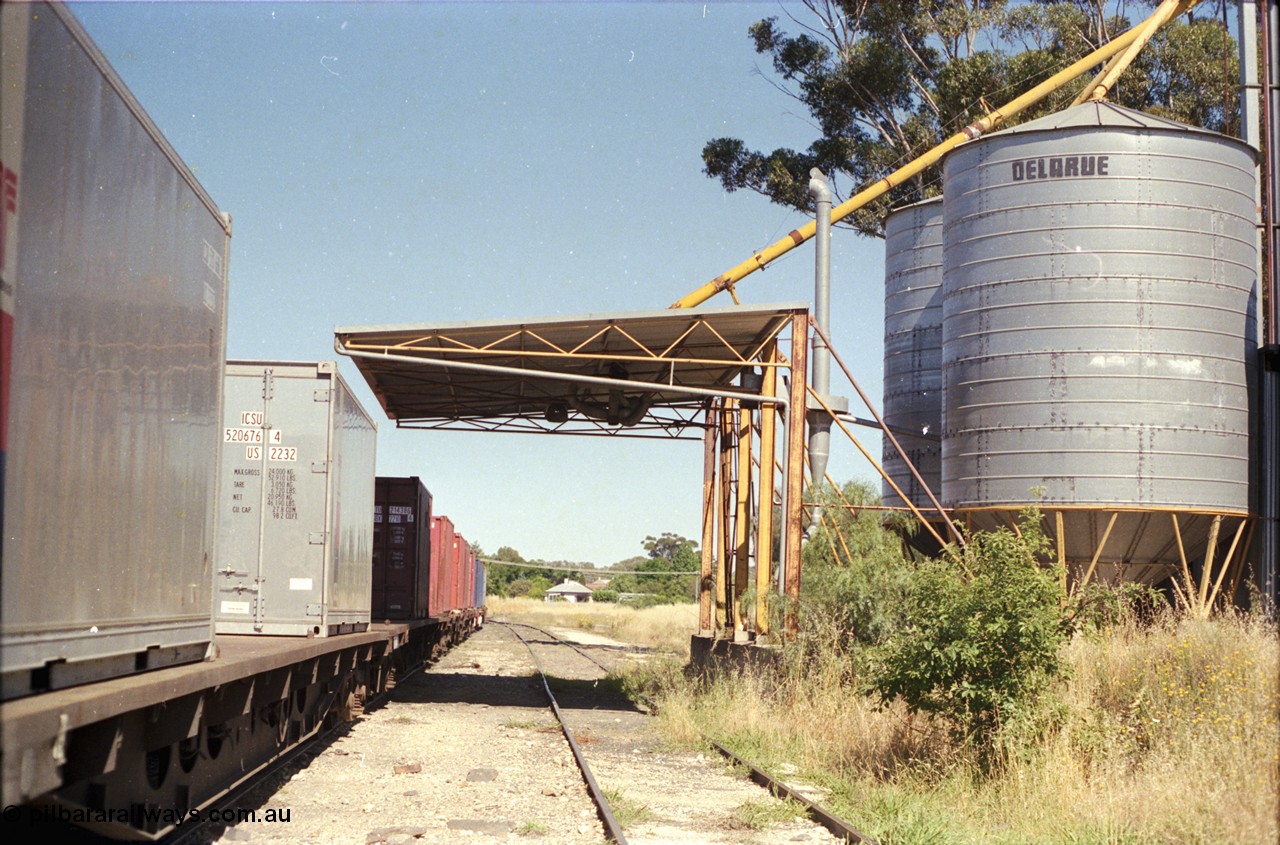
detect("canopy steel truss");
top-left (335, 303), bottom-right (803, 440)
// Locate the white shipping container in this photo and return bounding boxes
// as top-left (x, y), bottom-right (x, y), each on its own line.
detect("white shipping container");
top-left (215, 361), bottom-right (376, 636)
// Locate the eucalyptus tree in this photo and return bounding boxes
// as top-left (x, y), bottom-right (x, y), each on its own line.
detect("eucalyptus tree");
top-left (703, 0), bottom-right (1238, 237)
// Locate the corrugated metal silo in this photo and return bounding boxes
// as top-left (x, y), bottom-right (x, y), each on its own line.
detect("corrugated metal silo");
top-left (882, 197), bottom-right (944, 513)
top-left (941, 102), bottom-right (1257, 585)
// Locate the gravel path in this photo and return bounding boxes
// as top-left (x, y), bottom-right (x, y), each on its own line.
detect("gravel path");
top-left (195, 621), bottom-right (842, 845)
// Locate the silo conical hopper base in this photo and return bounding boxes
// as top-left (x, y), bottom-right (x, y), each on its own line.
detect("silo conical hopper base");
top-left (956, 506), bottom-right (1253, 598)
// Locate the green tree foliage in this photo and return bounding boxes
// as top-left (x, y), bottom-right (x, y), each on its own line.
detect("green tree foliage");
top-left (703, 0), bottom-right (1239, 236)
top-left (607, 533), bottom-right (700, 604)
top-left (483, 545), bottom-right (585, 598)
top-left (863, 508), bottom-right (1068, 755)
top-left (525, 575), bottom-right (553, 600)
top-left (799, 481), bottom-right (917, 650)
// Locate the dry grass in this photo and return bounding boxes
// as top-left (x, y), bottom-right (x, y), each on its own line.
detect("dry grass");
top-left (487, 596), bottom-right (698, 655)
top-left (626, 612), bottom-right (1280, 845)
top-left (1020, 612), bottom-right (1280, 844)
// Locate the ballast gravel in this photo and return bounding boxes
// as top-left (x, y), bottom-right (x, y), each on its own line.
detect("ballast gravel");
top-left (199, 622), bottom-right (843, 845)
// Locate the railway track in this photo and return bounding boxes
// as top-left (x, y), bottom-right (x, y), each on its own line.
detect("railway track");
top-left (497, 622), bottom-right (629, 844)
top-left (495, 620), bottom-right (876, 845)
top-left (49, 621), bottom-right (867, 844)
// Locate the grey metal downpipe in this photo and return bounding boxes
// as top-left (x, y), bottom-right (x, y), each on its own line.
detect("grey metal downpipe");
top-left (806, 169), bottom-right (833, 540)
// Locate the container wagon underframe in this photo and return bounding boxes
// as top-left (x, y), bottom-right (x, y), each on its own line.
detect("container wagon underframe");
top-left (0, 613), bottom-right (482, 841)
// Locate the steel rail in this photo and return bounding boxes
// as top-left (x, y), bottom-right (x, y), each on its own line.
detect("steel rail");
top-left (704, 739), bottom-right (877, 845)
top-left (498, 620), bottom-right (626, 673)
top-left (498, 620), bottom-right (877, 845)
top-left (495, 622), bottom-right (629, 845)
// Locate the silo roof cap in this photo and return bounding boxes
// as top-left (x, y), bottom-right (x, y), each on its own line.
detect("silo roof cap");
top-left (992, 100), bottom-right (1221, 137)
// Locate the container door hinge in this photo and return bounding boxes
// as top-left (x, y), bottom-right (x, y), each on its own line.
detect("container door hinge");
top-left (262, 369), bottom-right (274, 401)
top-left (308, 532), bottom-right (327, 545)
top-left (313, 389), bottom-right (330, 403)
top-left (305, 604), bottom-right (324, 617)
top-left (311, 461), bottom-right (328, 474)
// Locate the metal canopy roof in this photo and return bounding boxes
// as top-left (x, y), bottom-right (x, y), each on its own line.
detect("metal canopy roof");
top-left (334, 302), bottom-right (806, 439)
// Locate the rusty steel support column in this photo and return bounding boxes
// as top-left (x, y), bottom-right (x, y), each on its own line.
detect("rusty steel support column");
top-left (699, 403), bottom-right (718, 633)
top-left (718, 400), bottom-right (736, 632)
top-left (754, 344), bottom-right (779, 638)
top-left (783, 312), bottom-right (809, 636)
top-left (733, 403), bottom-right (754, 640)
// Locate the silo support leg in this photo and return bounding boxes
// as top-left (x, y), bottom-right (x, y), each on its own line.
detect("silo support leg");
top-left (1197, 516), bottom-right (1224, 611)
top-left (1171, 513), bottom-right (1193, 601)
top-left (1079, 511), bottom-right (1119, 589)
top-left (1206, 518), bottom-right (1249, 610)
top-left (1056, 511), bottom-right (1068, 594)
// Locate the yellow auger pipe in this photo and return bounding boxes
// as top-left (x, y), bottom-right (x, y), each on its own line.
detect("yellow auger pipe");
top-left (669, 0), bottom-right (1203, 310)
top-left (1073, 0), bottom-right (1193, 105)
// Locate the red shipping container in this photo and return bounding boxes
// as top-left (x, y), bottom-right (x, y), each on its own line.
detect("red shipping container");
top-left (372, 477), bottom-right (432, 620)
top-left (465, 542), bottom-right (476, 608)
top-left (429, 515), bottom-right (456, 618)
top-left (454, 534), bottom-right (474, 611)
top-left (450, 534), bottom-right (464, 611)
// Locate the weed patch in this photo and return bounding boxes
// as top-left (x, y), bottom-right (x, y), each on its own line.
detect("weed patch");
top-left (601, 787), bottom-right (652, 829)
top-left (726, 797), bottom-right (804, 830)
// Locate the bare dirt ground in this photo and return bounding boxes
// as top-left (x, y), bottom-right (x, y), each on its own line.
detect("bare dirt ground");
top-left (197, 622), bottom-right (842, 845)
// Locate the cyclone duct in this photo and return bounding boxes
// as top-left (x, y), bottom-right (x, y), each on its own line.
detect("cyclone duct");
top-left (941, 102), bottom-right (1257, 584)
top-left (882, 197), bottom-right (944, 514)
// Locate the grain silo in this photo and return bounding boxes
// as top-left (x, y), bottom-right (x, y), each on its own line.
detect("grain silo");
top-left (941, 101), bottom-right (1257, 586)
top-left (882, 197), bottom-right (944, 513)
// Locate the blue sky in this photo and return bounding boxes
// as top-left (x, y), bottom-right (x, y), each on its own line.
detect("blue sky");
top-left (70, 1), bottom-right (887, 566)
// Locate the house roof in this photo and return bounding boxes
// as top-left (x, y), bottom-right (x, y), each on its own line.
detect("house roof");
top-left (545, 580), bottom-right (592, 594)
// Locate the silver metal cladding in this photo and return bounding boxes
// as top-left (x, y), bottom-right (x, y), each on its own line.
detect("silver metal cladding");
top-left (882, 196), bottom-right (945, 511)
top-left (1, 4), bottom-right (228, 698)
top-left (941, 102), bottom-right (1257, 521)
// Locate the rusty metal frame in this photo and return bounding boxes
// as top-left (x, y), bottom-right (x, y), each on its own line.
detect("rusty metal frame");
top-left (753, 343), bottom-right (779, 638)
top-left (782, 312), bottom-right (809, 635)
top-left (698, 315), bottom-right (809, 641)
top-left (732, 403), bottom-right (754, 639)
top-left (699, 404), bottom-right (718, 633)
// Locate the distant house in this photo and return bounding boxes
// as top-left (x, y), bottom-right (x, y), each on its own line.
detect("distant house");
top-left (585, 579), bottom-right (611, 592)
top-left (544, 579), bottom-right (593, 603)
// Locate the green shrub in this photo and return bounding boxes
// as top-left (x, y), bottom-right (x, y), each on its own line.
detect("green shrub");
top-left (864, 508), bottom-right (1067, 755)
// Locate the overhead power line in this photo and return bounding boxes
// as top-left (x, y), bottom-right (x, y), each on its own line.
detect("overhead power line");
top-left (477, 557), bottom-right (698, 578)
